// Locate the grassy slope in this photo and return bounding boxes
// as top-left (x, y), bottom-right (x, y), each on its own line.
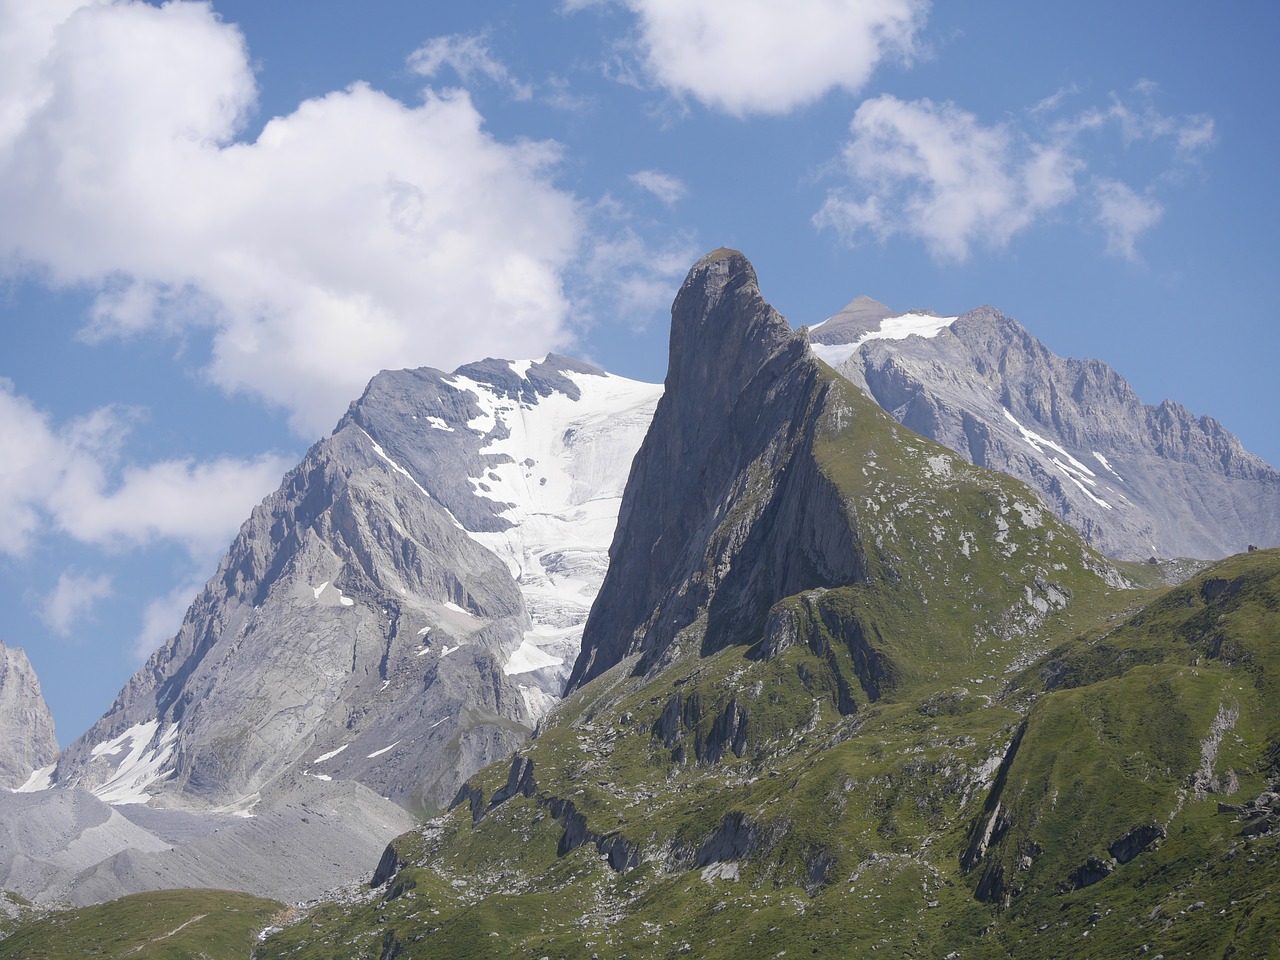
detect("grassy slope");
top-left (259, 551), bottom-right (1280, 959)
top-left (0, 888), bottom-right (285, 960)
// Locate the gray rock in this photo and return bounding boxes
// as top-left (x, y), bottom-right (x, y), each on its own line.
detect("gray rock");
top-left (570, 250), bottom-right (1113, 695)
top-left (829, 305), bottom-right (1280, 559)
top-left (570, 249), bottom-right (861, 686)
top-left (0, 641), bottom-right (57, 789)
top-left (0, 788), bottom-right (170, 902)
top-left (54, 419), bottom-right (532, 814)
top-left (56, 777), bottom-right (416, 907)
top-left (52, 355), bottom-right (657, 817)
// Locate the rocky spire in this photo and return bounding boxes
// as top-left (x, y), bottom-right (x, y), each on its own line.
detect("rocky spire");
top-left (569, 249), bottom-right (862, 688)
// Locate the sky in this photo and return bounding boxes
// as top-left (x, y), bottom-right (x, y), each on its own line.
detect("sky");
top-left (1, 0), bottom-right (1277, 747)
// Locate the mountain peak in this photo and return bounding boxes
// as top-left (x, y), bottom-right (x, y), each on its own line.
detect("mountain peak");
top-left (668, 249), bottom-right (799, 399)
top-left (810, 294), bottom-right (896, 346)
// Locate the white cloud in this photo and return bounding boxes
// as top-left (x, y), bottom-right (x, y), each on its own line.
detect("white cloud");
top-left (0, 380), bottom-right (291, 560)
top-left (132, 578), bottom-right (203, 661)
top-left (569, 208), bottom-right (700, 331)
top-left (408, 33), bottom-right (534, 100)
top-left (629, 169), bottom-right (688, 206)
top-left (816, 96), bottom-right (1079, 261)
top-left (818, 86), bottom-right (1212, 262)
top-left (49, 453), bottom-right (292, 558)
top-left (0, 1), bottom-right (583, 437)
top-left (40, 570), bottom-right (113, 637)
top-left (1063, 82), bottom-right (1215, 157)
top-left (1094, 179), bottom-right (1163, 261)
top-left (580, 0), bottom-right (927, 116)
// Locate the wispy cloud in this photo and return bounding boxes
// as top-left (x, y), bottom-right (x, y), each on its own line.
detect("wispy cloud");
top-left (0, 380), bottom-right (290, 560)
top-left (40, 570), bottom-right (113, 637)
top-left (132, 578), bottom-right (203, 661)
top-left (408, 33), bottom-right (533, 100)
top-left (569, 200), bottom-right (700, 332)
top-left (629, 169), bottom-right (688, 206)
top-left (1094, 179), bottom-right (1163, 261)
top-left (1061, 80), bottom-right (1216, 157)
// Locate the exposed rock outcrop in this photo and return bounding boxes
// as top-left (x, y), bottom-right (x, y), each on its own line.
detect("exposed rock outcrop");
top-left (0, 641), bottom-right (57, 789)
top-left (570, 249), bottom-right (866, 687)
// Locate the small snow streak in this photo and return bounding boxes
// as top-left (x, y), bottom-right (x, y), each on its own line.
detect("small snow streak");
top-left (1002, 409), bottom-right (1111, 510)
top-left (359, 427), bottom-right (433, 499)
top-left (313, 743), bottom-right (348, 764)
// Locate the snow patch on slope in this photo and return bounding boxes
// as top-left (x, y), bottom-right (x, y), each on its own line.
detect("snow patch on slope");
top-left (313, 744), bottom-right (348, 764)
top-left (1002, 409), bottom-right (1112, 511)
top-left (89, 720), bottom-right (180, 805)
top-left (448, 364), bottom-right (661, 713)
top-left (13, 762), bottom-right (56, 793)
top-left (811, 312), bottom-right (958, 366)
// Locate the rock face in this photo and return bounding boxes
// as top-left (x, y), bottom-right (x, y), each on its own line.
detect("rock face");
top-left (819, 302), bottom-right (1280, 560)
top-left (570, 249), bottom-right (859, 686)
top-left (572, 250), bottom-right (1117, 694)
top-left (56, 777), bottom-right (416, 907)
top-left (0, 642), bottom-right (58, 789)
top-left (52, 356), bottom-right (658, 814)
top-left (0, 789), bottom-right (170, 901)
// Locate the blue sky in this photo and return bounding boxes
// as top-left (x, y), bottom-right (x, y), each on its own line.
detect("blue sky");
top-left (1, 0), bottom-right (1276, 746)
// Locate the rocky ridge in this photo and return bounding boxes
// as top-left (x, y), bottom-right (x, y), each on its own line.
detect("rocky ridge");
top-left (0, 641), bottom-right (57, 790)
top-left (49, 356), bottom-right (658, 816)
top-left (819, 300), bottom-right (1280, 559)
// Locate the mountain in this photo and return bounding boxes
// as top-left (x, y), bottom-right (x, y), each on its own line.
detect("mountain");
top-left (13, 251), bottom-right (1279, 954)
top-left (249, 252), bottom-right (1278, 959)
top-left (572, 251), bottom-right (1120, 693)
top-left (50, 356), bottom-right (658, 816)
top-left (0, 641), bottom-right (58, 790)
top-left (812, 298), bottom-right (1280, 560)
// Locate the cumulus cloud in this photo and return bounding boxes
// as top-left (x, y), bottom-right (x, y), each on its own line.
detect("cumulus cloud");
top-left (0, 380), bottom-right (290, 560)
top-left (816, 96), bottom-right (1079, 261)
top-left (40, 570), bottom-right (113, 637)
top-left (0, 1), bottom-right (583, 437)
top-left (574, 0), bottom-right (927, 116)
top-left (408, 33), bottom-right (533, 100)
top-left (817, 86), bottom-right (1213, 262)
top-left (629, 169), bottom-right (688, 206)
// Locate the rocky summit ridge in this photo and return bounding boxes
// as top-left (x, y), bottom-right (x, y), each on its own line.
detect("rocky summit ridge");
top-left (823, 301), bottom-right (1280, 560)
top-left (48, 355), bottom-right (658, 819)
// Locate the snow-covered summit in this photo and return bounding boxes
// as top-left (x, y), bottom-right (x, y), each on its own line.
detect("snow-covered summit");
top-left (807, 294), bottom-right (956, 367)
top-left (54, 353), bottom-right (661, 816)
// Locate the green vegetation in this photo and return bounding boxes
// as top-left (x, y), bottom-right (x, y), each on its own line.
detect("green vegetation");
top-left (0, 888), bottom-right (285, 960)
top-left (254, 552), bottom-right (1280, 959)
